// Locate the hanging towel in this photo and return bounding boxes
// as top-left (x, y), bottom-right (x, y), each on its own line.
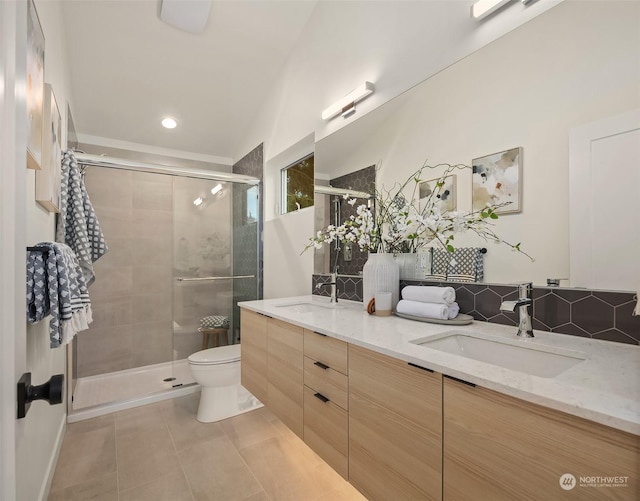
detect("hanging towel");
top-left (427, 247), bottom-right (484, 282)
top-left (26, 242), bottom-right (93, 347)
top-left (401, 285), bottom-right (456, 304)
top-left (396, 300), bottom-right (460, 320)
top-left (427, 248), bottom-right (449, 281)
top-left (56, 150), bottom-right (108, 286)
top-left (446, 247), bottom-right (484, 282)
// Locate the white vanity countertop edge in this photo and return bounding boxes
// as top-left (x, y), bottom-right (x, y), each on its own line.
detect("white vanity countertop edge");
top-left (239, 295), bottom-right (640, 436)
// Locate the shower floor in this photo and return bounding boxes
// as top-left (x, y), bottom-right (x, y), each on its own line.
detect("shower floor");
top-left (73, 358), bottom-right (196, 411)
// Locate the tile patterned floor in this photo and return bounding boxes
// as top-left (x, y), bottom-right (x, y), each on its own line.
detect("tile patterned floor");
top-left (48, 393), bottom-right (366, 501)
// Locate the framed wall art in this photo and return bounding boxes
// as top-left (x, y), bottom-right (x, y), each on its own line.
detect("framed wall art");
top-left (472, 147), bottom-right (522, 214)
top-left (36, 84), bottom-right (62, 212)
top-left (26, 0), bottom-right (45, 170)
top-left (419, 174), bottom-right (456, 213)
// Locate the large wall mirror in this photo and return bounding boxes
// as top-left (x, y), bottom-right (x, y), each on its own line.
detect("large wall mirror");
top-left (314, 1), bottom-right (639, 291)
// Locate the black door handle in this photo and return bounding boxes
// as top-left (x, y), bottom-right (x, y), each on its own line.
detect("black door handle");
top-left (17, 372), bottom-right (64, 419)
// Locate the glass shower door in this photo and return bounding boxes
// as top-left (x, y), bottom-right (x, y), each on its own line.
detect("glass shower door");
top-left (171, 177), bottom-right (259, 384)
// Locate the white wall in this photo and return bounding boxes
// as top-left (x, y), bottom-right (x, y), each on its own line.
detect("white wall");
top-left (17, 1), bottom-right (75, 500)
top-left (320, 0), bottom-right (640, 286)
top-left (239, 0), bottom-right (562, 298)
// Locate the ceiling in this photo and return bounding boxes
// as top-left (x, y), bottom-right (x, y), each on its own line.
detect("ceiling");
top-left (60, 0), bottom-right (319, 163)
top-left (59, 0), bottom-right (547, 164)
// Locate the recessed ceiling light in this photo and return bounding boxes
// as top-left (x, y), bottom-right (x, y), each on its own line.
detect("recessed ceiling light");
top-left (162, 117), bottom-right (177, 129)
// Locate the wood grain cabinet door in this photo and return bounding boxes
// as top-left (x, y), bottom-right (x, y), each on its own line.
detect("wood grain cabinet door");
top-left (240, 309), bottom-right (268, 404)
top-left (267, 318), bottom-right (304, 438)
top-left (444, 377), bottom-right (640, 501)
top-left (349, 344), bottom-right (443, 501)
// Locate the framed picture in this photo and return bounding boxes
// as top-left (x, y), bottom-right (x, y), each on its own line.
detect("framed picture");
top-left (36, 84), bottom-right (62, 212)
top-left (419, 174), bottom-right (456, 213)
top-left (472, 147), bottom-right (522, 214)
top-left (26, 0), bottom-right (45, 171)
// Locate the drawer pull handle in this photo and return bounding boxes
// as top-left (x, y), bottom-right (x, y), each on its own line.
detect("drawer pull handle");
top-left (314, 392), bottom-right (330, 403)
top-left (314, 331), bottom-right (327, 337)
top-left (408, 362), bottom-right (434, 373)
top-left (313, 361), bottom-right (330, 370)
top-left (444, 374), bottom-right (476, 387)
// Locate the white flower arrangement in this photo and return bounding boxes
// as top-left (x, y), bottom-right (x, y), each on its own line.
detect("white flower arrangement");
top-left (306, 162), bottom-right (533, 261)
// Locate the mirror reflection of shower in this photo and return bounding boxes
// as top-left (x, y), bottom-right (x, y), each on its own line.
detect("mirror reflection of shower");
top-left (313, 164), bottom-right (376, 276)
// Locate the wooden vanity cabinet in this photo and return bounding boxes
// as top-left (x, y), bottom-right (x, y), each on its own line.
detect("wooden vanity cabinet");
top-left (267, 318), bottom-right (304, 438)
top-left (240, 309), bottom-right (268, 404)
top-left (303, 330), bottom-right (349, 478)
top-left (443, 377), bottom-right (640, 501)
top-left (349, 344), bottom-right (443, 501)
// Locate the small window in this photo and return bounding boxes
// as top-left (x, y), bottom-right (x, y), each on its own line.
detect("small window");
top-left (281, 153), bottom-right (314, 214)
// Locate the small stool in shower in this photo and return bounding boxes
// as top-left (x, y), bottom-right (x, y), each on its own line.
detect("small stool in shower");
top-left (198, 315), bottom-right (230, 350)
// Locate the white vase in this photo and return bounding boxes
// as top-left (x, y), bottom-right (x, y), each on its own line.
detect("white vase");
top-left (362, 253), bottom-right (400, 311)
top-left (394, 251), bottom-right (430, 280)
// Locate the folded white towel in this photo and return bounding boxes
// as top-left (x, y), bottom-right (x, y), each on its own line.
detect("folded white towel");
top-left (401, 286), bottom-right (455, 305)
top-left (396, 300), bottom-right (460, 320)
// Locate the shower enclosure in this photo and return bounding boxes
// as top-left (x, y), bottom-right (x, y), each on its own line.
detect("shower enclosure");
top-left (68, 155), bottom-right (261, 420)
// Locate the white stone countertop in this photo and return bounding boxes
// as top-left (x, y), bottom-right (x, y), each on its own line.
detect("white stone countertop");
top-left (239, 295), bottom-right (640, 436)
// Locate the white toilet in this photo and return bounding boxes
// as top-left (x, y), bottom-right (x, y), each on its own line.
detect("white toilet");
top-left (188, 344), bottom-right (244, 423)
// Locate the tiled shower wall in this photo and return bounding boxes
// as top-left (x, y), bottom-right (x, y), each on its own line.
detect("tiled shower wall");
top-left (312, 275), bottom-right (640, 345)
top-left (81, 168), bottom-right (236, 378)
top-left (82, 168), bottom-right (175, 377)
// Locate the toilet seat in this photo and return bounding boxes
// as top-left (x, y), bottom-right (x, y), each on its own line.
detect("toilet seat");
top-left (188, 344), bottom-right (240, 365)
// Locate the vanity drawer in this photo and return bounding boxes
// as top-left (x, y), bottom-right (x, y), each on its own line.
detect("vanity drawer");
top-left (303, 385), bottom-right (349, 479)
top-left (303, 329), bottom-right (347, 375)
top-left (303, 356), bottom-right (348, 410)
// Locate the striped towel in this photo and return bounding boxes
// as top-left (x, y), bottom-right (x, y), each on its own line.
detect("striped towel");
top-left (56, 150), bottom-right (108, 286)
top-left (27, 242), bottom-right (92, 347)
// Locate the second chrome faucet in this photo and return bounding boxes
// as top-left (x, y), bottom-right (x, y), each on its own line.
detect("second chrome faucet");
top-left (316, 272), bottom-right (339, 303)
top-left (499, 283), bottom-right (534, 338)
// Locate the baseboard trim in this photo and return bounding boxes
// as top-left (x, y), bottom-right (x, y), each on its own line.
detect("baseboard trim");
top-left (38, 413), bottom-right (66, 501)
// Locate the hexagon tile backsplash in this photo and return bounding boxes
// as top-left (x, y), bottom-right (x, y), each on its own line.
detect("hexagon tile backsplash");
top-left (311, 275), bottom-right (640, 345)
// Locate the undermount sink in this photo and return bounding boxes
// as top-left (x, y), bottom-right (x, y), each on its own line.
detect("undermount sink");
top-left (410, 331), bottom-right (587, 378)
top-left (274, 301), bottom-right (345, 313)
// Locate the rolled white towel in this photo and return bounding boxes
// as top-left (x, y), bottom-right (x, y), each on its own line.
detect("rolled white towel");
top-left (401, 286), bottom-right (455, 305)
top-left (448, 302), bottom-right (460, 319)
top-left (396, 300), bottom-right (460, 320)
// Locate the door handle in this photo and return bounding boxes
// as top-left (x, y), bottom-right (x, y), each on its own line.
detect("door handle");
top-left (17, 373), bottom-right (64, 419)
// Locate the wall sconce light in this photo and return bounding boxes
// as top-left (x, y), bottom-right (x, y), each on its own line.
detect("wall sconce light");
top-left (471, 0), bottom-right (512, 20)
top-left (322, 82), bottom-right (374, 120)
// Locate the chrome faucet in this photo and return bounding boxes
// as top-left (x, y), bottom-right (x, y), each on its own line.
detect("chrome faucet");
top-left (499, 283), bottom-right (534, 338)
top-left (316, 272), bottom-right (339, 303)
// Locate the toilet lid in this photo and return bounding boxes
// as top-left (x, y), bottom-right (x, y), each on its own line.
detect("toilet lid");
top-left (188, 344), bottom-right (241, 365)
